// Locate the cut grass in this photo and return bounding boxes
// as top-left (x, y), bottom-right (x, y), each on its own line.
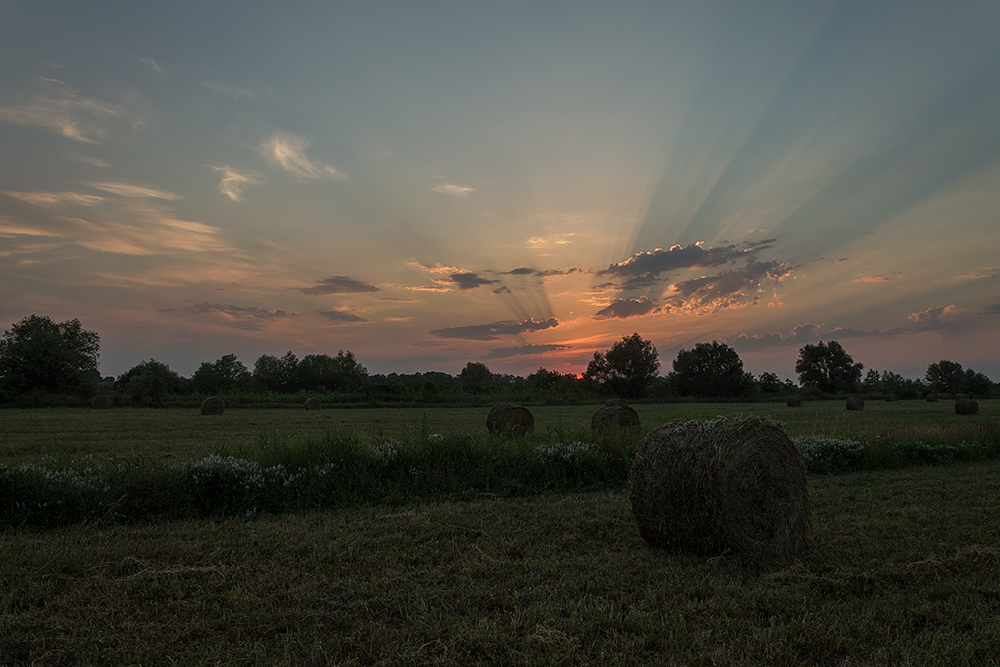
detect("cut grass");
top-left (2, 460), bottom-right (1000, 665)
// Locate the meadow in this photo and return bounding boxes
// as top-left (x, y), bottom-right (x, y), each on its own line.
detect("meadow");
top-left (2, 400), bottom-right (999, 665)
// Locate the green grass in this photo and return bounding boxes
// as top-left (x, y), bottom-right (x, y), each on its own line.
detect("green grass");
top-left (2, 399), bottom-right (996, 464)
top-left (2, 461), bottom-right (1000, 665)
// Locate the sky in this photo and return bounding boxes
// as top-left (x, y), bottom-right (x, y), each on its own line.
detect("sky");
top-left (2, 1), bottom-right (999, 382)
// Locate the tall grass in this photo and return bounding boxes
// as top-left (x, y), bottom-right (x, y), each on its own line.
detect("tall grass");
top-left (3, 419), bottom-right (999, 529)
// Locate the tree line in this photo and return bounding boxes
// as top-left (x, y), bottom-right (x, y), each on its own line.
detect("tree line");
top-left (0, 315), bottom-right (995, 407)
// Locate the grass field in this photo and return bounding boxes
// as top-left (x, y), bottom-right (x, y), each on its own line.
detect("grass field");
top-left (2, 401), bottom-right (999, 665)
top-left (1, 399), bottom-right (996, 464)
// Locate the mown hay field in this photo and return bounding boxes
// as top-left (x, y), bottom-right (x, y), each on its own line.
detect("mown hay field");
top-left (2, 401), bottom-right (1000, 665)
top-left (2, 461), bottom-right (1000, 666)
top-left (1, 399), bottom-right (996, 464)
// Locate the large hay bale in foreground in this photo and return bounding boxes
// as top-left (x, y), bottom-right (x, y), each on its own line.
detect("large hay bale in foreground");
top-left (786, 396), bottom-right (803, 408)
top-left (846, 397), bottom-right (865, 411)
top-left (629, 416), bottom-right (811, 563)
top-left (486, 404), bottom-right (534, 437)
top-left (591, 405), bottom-right (641, 432)
top-left (90, 395), bottom-right (112, 409)
top-left (200, 397), bottom-right (226, 416)
top-left (304, 397), bottom-right (323, 411)
top-left (955, 399), bottom-right (979, 415)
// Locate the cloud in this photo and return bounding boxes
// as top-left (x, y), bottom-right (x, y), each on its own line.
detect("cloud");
top-left (86, 182), bottom-right (180, 200)
top-left (482, 343), bottom-right (572, 359)
top-left (430, 317), bottom-right (560, 341)
top-left (135, 57), bottom-right (165, 75)
top-left (0, 77), bottom-right (140, 143)
top-left (598, 242), bottom-right (752, 281)
top-left (259, 131), bottom-right (346, 180)
top-left (432, 183), bottom-right (476, 197)
top-left (663, 260), bottom-right (793, 315)
top-left (909, 304), bottom-right (963, 326)
top-left (981, 303), bottom-right (1000, 315)
top-left (209, 166), bottom-right (261, 202)
top-left (728, 324), bottom-right (826, 352)
top-left (448, 272), bottom-right (498, 290)
top-left (527, 233), bottom-right (575, 248)
top-left (856, 273), bottom-right (903, 283)
top-left (502, 267), bottom-right (581, 278)
top-left (3, 191), bottom-right (104, 207)
top-left (319, 309), bottom-right (369, 325)
top-left (592, 297), bottom-right (660, 321)
top-left (296, 276), bottom-right (381, 295)
top-left (177, 302), bottom-right (298, 330)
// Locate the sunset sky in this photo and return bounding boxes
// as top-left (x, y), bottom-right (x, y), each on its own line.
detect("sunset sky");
top-left (2, 1), bottom-right (999, 382)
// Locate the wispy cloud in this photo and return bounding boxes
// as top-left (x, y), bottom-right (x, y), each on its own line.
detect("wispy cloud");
top-left (856, 273), bottom-right (903, 283)
top-left (662, 260), bottom-right (793, 315)
top-left (527, 233), bottom-right (575, 248)
top-left (175, 302), bottom-right (297, 330)
top-left (432, 183), bottom-right (476, 197)
top-left (483, 343), bottom-right (572, 359)
top-left (430, 317), bottom-right (559, 341)
top-left (296, 276), bottom-right (380, 295)
top-left (448, 272), bottom-right (498, 290)
top-left (86, 182), bottom-right (180, 200)
top-left (135, 57), bottom-right (165, 76)
top-left (259, 131), bottom-right (346, 180)
top-left (0, 77), bottom-right (140, 143)
top-left (3, 191), bottom-right (104, 207)
top-left (209, 166), bottom-right (261, 202)
top-left (592, 297), bottom-right (660, 321)
top-left (320, 309), bottom-right (369, 325)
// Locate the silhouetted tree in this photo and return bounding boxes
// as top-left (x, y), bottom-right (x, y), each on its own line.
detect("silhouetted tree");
top-left (795, 341), bottom-right (863, 393)
top-left (115, 359), bottom-right (186, 405)
top-left (296, 351), bottom-right (368, 392)
top-left (0, 315), bottom-right (100, 397)
top-left (460, 362), bottom-right (495, 394)
top-left (253, 352), bottom-right (299, 393)
top-left (669, 341), bottom-right (751, 398)
top-left (584, 333), bottom-right (660, 399)
top-left (925, 360), bottom-right (966, 394)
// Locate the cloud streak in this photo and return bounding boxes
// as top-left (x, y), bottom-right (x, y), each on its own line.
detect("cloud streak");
top-left (296, 276), bottom-right (380, 295)
top-left (209, 166), bottom-right (261, 202)
top-left (259, 131), bottom-right (346, 180)
top-left (0, 77), bottom-right (140, 143)
top-left (430, 317), bottom-right (559, 341)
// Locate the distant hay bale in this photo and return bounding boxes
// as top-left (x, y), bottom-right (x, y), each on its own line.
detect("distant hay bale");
top-left (925, 393), bottom-right (939, 402)
top-left (486, 404), bottom-right (534, 437)
top-left (591, 405), bottom-right (641, 432)
top-left (846, 397), bottom-right (865, 411)
top-left (629, 416), bottom-right (811, 564)
top-left (200, 397), bottom-right (226, 416)
top-left (90, 395), bottom-right (112, 409)
top-left (885, 393), bottom-right (898, 402)
top-left (304, 397), bottom-right (323, 411)
top-left (955, 399), bottom-right (979, 416)
top-left (786, 396), bottom-right (803, 408)
top-left (605, 398), bottom-right (628, 407)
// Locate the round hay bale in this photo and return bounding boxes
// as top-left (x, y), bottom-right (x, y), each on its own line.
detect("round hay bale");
top-left (486, 403), bottom-right (534, 437)
top-left (200, 396), bottom-right (226, 416)
top-left (90, 395), bottom-right (112, 409)
top-left (786, 396), bottom-right (803, 408)
top-left (885, 393), bottom-right (898, 403)
top-left (605, 398), bottom-right (628, 407)
top-left (591, 404), bottom-right (641, 432)
top-left (629, 416), bottom-right (811, 563)
top-left (955, 399), bottom-right (979, 416)
top-left (304, 397), bottom-right (323, 411)
top-left (925, 393), bottom-right (939, 402)
top-left (846, 397), bottom-right (865, 411)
